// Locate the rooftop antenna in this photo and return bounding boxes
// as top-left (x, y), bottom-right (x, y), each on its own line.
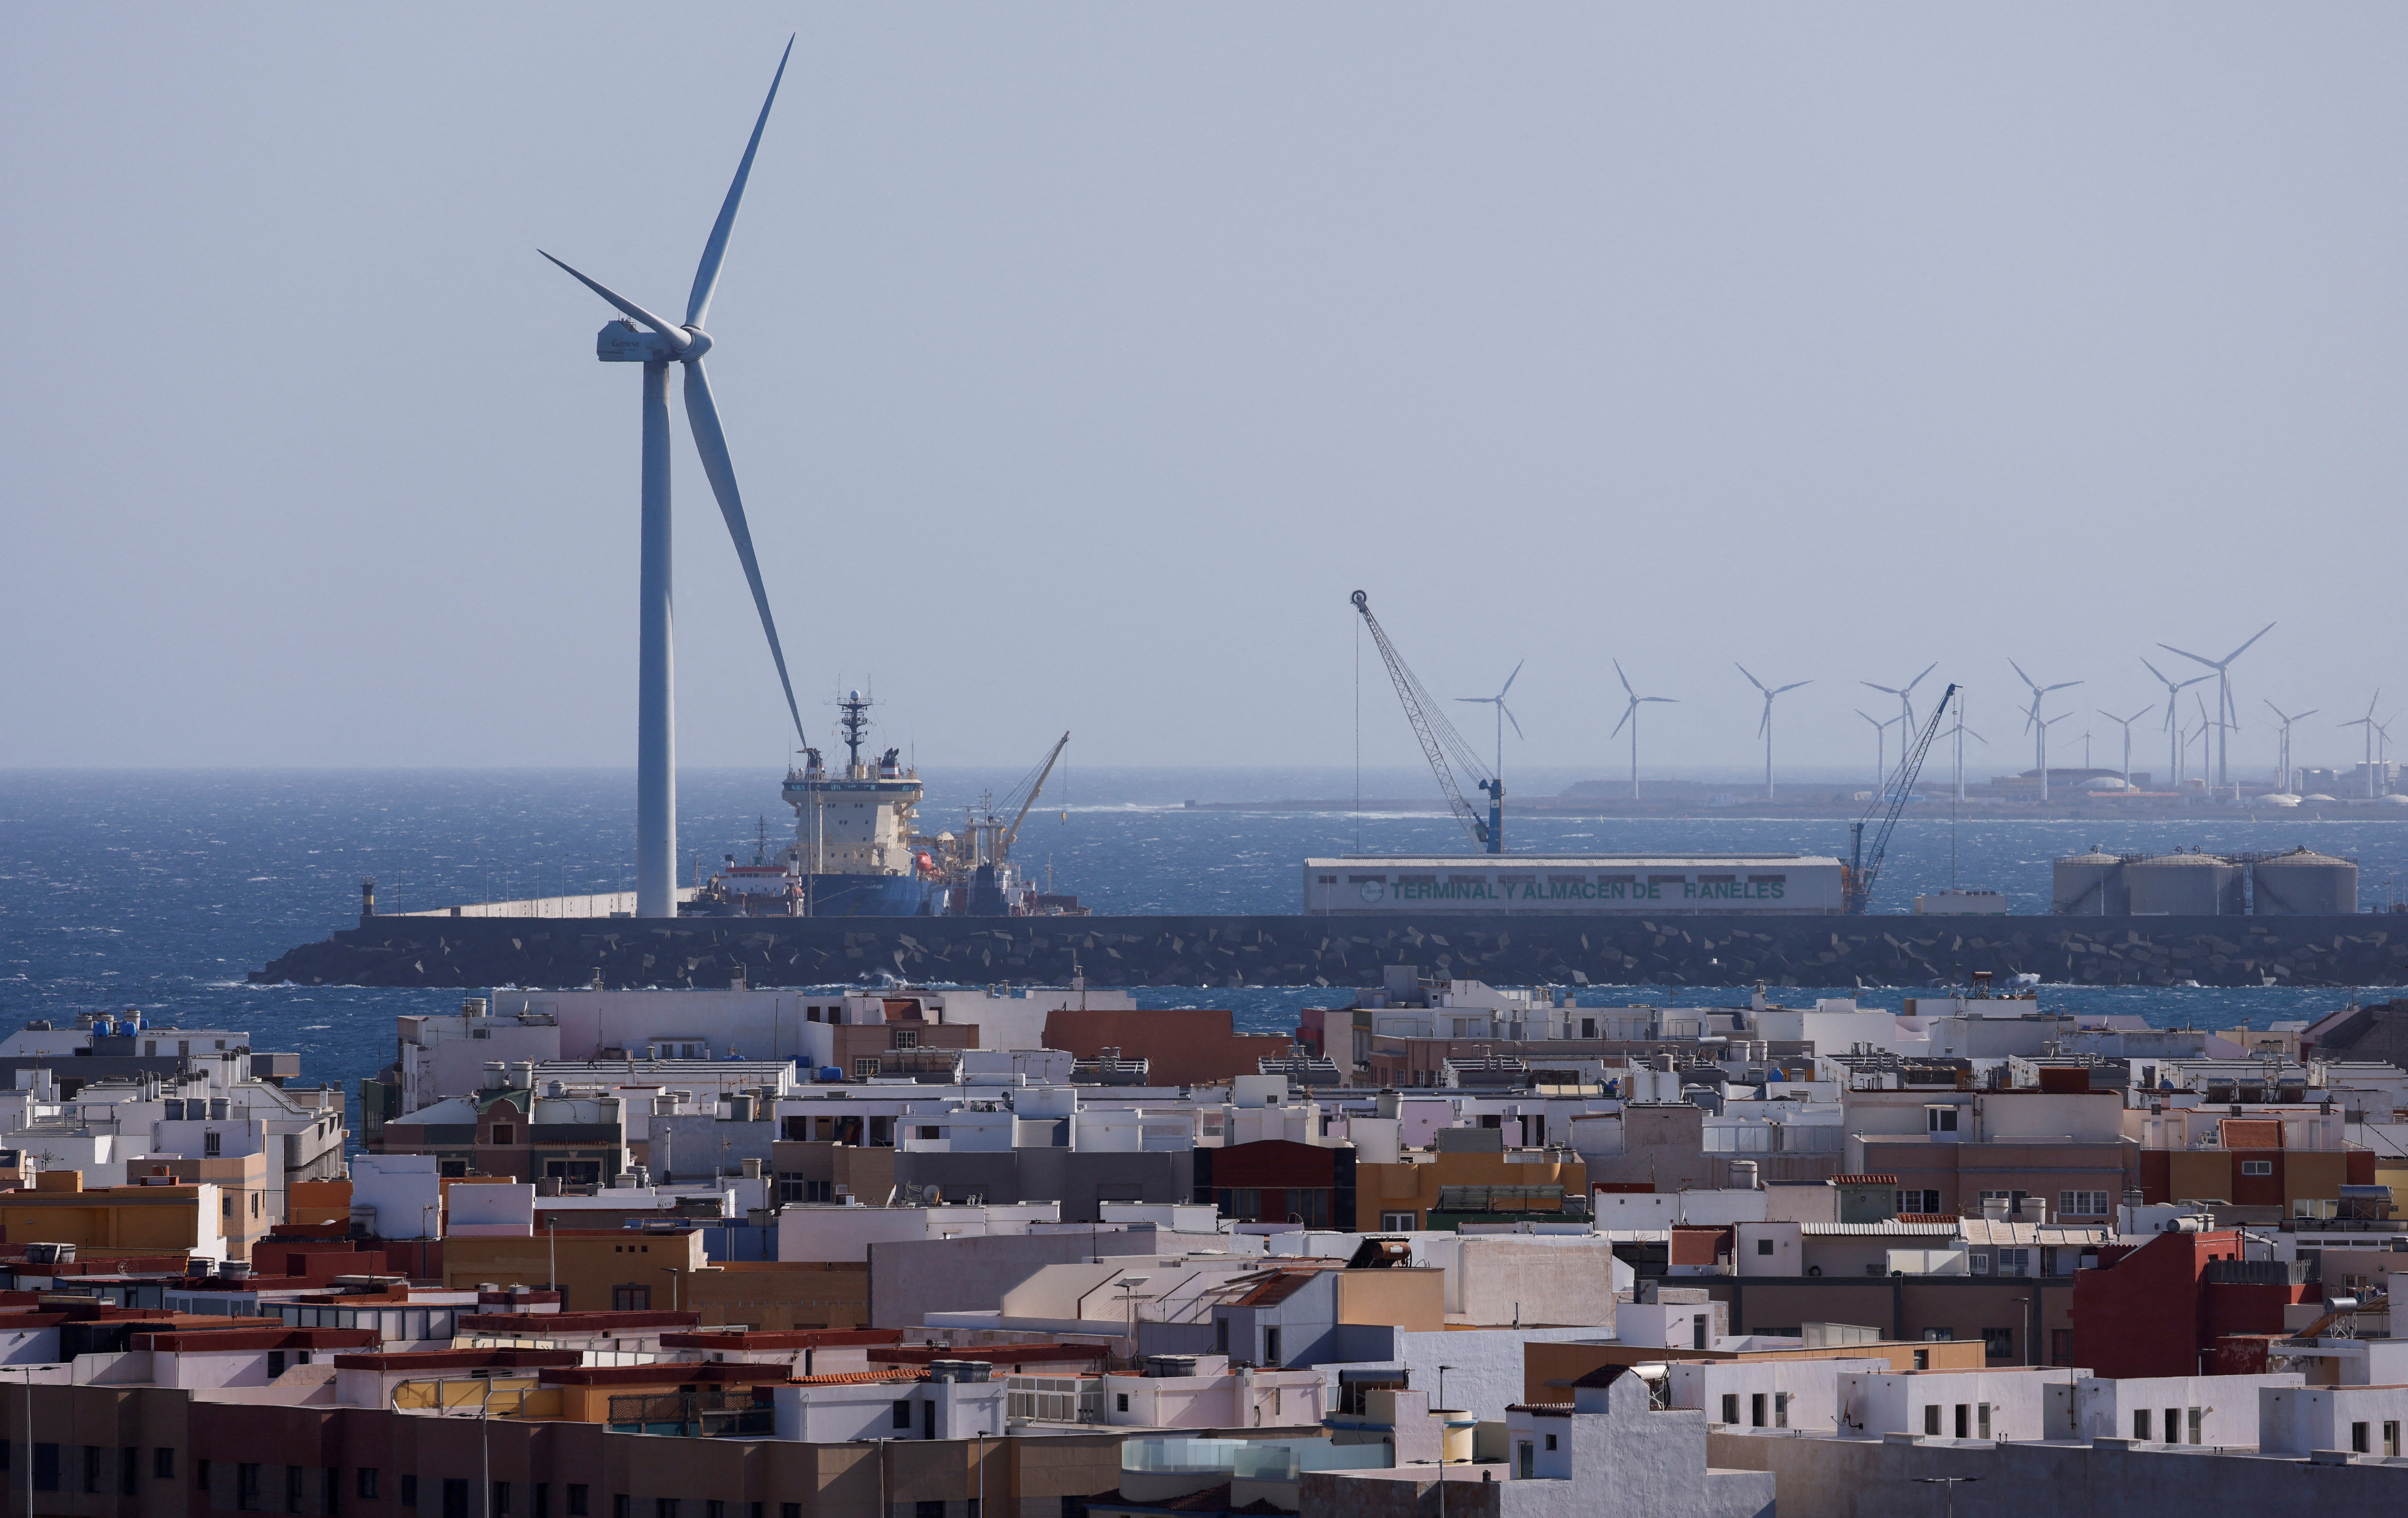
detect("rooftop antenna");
top-left (2342, 690), bottom-right (2383, 799)
top-left (1610, 660), bottom-right (1676, 803)
top-left (1736, 664), bottom-right (1810, 802)
top-left (2159, 623), bottom-right (2274, 790)
top-left (2262, 701), bottom-right (2316, 794)
top-left (2097, 706), bottom-right (2153, 790)
top-left (542, 39), bottom-right (807, 919)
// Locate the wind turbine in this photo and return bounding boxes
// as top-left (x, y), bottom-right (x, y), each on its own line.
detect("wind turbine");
top-left (2098, 706), bottom-right (2153, 789)
top-left (2262, 701), bottom-right (2317, 793)
top-left (2009, 659), bottom-right (2081, 789)
top-left (1862, 662), bottom-right (1939, 736)
top-left (1736, 666), bottom-right (1810, 801)
top-left (544, 40), bottom-right (808, 918)
top-left (1855, 709), bottom-right (1900, 796)
top-left (2342, 691), bottom-right (2383, 798)
top-left (2159, 623), bottom-right (2275, 790)
top-left (2140, 658), bottom-right (2212, 792)
top-left (1454, 661), bottom-right (1525, 781)
top-left (2034, 710), bottom-right (2076, 803)
top-left (2186, 690), bottom-right (2232, 792)
top-left (1940, 703), bottom-right (1987, 803)
top-left (1610, 661), bottom-right (1676, 802)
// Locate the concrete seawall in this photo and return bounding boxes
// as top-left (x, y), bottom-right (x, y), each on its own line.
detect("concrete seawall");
top-left (250, 912), bottom-right (2408, 990)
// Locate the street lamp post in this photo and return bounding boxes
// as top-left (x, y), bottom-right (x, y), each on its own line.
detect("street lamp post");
top-left (1435, 1364), bottom-right (1458, 1518)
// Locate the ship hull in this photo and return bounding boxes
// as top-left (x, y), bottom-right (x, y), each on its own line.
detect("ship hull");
top-left (798, 872), bottom-right (936, 917)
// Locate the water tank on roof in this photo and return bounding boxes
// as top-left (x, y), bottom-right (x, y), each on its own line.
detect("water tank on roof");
top-left (926, 1359), bottom-right (991, 1383)
top-left (2250, 848), bottom-right (2358, 916)
top-left (2052, 851), bottom-right (2126, 915)
top-left (2124, 853), bottom-right (2244, 916)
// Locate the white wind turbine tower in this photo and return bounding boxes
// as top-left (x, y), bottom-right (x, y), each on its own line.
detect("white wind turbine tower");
top-left (1939, 702), bottom-right (1986, 803)
top-left (2185, 690), bottom-right (2232, 789)
top-left (2160, 623), bottom-right (2275, 792)
top-left (2098, 706), bottom-right (2153, 789)
top-left (2342, 691), bottom-right (2383, 797)
top-left (544, 40), bottom-right (808, 919)
top-left (2009, 659), bottom-right (2081, 801)
top-left (1454, 661), bottom-right (1525, 782)
top-left (1610, 660), bottom-right (1676, 803)
top-left (2140, 658), bottom-right (2212, 794)
top-left (2263, 701), bottom-right (2317, 794)
top-left (1862, 662), bottom-right (1939, 736)
top-left (1855, 709), bottom-right (1899, 796)
top-left (1736, 665), bottom-right (1810, 801)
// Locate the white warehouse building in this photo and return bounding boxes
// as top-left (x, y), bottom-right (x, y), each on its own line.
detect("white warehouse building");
top-left (1302, 855), bottom-right (1846, 916)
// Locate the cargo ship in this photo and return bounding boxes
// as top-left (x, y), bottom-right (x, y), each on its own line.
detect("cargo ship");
top-left (687, 690), bottom-right (1085, 919)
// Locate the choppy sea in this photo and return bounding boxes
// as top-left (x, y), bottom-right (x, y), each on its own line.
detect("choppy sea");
top-left (4, 768), bottom-right (2406, 1105)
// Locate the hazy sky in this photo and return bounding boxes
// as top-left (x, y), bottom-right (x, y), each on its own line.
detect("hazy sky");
top-left (4, 5), bottom-right (2402, 781)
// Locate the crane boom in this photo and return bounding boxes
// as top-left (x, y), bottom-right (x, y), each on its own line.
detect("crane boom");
top-left (1846, 682), bottom-right (1955, 913)
top-left (1000, 731), bottom-right (1070, 856)
top-left (1352, 590), bottom-right (1496, 850)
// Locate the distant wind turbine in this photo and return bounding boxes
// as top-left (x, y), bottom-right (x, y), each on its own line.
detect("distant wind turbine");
top-left (2009, 659), bottom-right (2081, 792)
top-left (1940, 702), bottom-right (1987, 803)
top-left (1855, 709), bottom-right (1901, 796)
top-left (2342, 691), bottom-right (2384, 798)
top-left (1862, 662), bottom-right (1939, 735)
top-left (2097, 706), bottom-right (2153, 789)
top-left (1610, 661), bottom-right (1677, 803)
top-left (2160, 623), bottom-right (2275, 790)
top-left (2263, 701), bottom-right (2317, 793)
top-left (1736, 665), bottom-right (1810, 802)
top-left (1454, 662), bottom-right (1525, 781)
top-left (2140, 658), bottom-right (2213, 793)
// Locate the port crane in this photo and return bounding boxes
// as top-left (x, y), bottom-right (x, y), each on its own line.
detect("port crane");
top-left (958, 731), bottom-right (1071, 870)
top-left (1845, 683), bottom-right (1955, 913)
top-left (1352, 590), bottom-right (1503, 852)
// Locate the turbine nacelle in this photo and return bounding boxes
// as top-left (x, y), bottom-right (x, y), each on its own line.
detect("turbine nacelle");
top-left (596, 319), bottom-right (710, 363)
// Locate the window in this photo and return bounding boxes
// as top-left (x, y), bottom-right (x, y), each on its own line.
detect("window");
top-left (204, 1131), bottom-right (222, 1157)
top-left (656, 1503), bottom-right (681, 1518)
top-left (1977, 1404), bottom-right (1991, 1439)
top-left (915, 1505), bottom-right (943, 1518)
top-left (1995, 1249), bottom-right (2033, 1278)
top-left (2058, 1191), bottom-right (2109, 1217)
top-left (1920, 1328), bottom-right (1954, 1342)
top-left (1721, 1395), bottom-right (1739, 1424)
top-left (401, 1476), bottom-right (418, 1508)
top-left (327, 1469), bottom-right (342, 1515)
top-left (2386, 1422), bottom-right (2401, 1458)
top-left (2352, 1421), bottom-right (2370, 1455)
top-left (157, 1449), bottom-right (177, 1481)
top-left (1264, 1327), bottom-right (1282, 1364)
top-left (1895, 1190), bottom-right (1942, 1215)
top-left (81, 1445), bottom-right (99, 1494)
top-left (2187, 1408), bottom-right (2204, 1445)
top-left (269, 1351), bottom-right (288, 1378)
top-left (443, 1480), bottom-right (469, 1518)
top-left (783, 1507), bottom-right (801, 1518)
top-left (1115, 1394), bottom-right (1129, 1412)
top-left (535, 1490), bottom-right (550, 1518)
top-left (2133, 1409), bottom-right (2151, 1441)
top-left (2240, 1159), bottom-right (2273, 1177)
top-left (1982, 1328), bottom-right (2014, 1360)
top-left (2164, 1407), bottom-right (2179, 1444)
top-left (1543, 1434), bottom-right (1556, 1451)
top-left (893, 1400), bottom-right (914, 1429)
top-left (1954, 1404), bottom-right (1970, 1439)
top-left (492, 1126), bottom-right (515, 1146)
top-left (917, 1127), bottom-right (941, 1141)
top-left (568, 1494), bottom-right (590, 1518)
top-left (1774, 1393), bottom-right (1789, 1429)
top-left (1756, 1239), bottom-right (1774, 1256)
top-left (359, 1470), bottom-right (380, 1501)
top-left (612, 1286), bottom-right (651, 1311)
top-left (1912, 1350), bottom-right (1929, 1371)
top-left (1750, 1393), bottom-right (1767, 1428)
top-left (892, 1030), bottom-right (919, 1050)
top-left (1926, 1106), bottom-right (1959, 1134)
top-left (613, 1500), bottom-right (629, 1518)
top-left (289, 1466), bottom-right (306, 1514)
top-left (495, 1484), bottom-right (511, 1516)
top-left (1380, 1212), bottom-right (1419, 1231)
top-left (32, 1446), bottom-right (59, 1495)
top-left (1923, 1406), bottom-right (1940, 1435)
top-left (852, 1059), bottom-right (880, 1079)
top-left (705, 1504), bottom-right (722, 1518)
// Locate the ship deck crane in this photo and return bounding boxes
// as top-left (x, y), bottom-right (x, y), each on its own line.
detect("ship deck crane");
top-left (1352, 590), bottom-right (1502, 852)
top-left (1846, 683), bottom-right (1955, 913)
top-left (999, 731), bottom-right (1070, 859)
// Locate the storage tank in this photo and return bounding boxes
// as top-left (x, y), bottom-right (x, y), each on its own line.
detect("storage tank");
top-left (2124, 852), bottom-right (2244, 916)
top-left (2052, 850), bottom-right (2126, 915)
top-left (2250, 848), bottom-right (2358, 916)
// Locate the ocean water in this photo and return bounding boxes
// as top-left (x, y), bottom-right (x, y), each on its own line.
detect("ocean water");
top-left (3, 768), bottom-right (2405, 1107)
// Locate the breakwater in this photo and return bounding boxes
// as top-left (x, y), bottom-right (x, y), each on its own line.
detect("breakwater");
top-left (250, 912), bottom-right (2408, 990)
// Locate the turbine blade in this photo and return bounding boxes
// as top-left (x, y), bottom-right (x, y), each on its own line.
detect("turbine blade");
top-left (1757, 709), bottom-right (1771, 740)
top-left (687, 36), bottom-right (796, 329)
top-left (1613, 659), bottom-right (1635, 699)
top-left (1612, 703), bottom-right (1633, 738)
top-left (1500, 702), bottom-right (1523, 740)
top-left (541, 253), bottom-right (683, 341)
top-left (1500, 660), bottom-right (1524, 699)
top-left (1776, 680), bottom-right (1810, 695)
top-left (2008, 658), bottom-right (2038, 691)
top-left (1646, 697), bottom-right (1678, 704)
top-left (2295, 709), bottom-right (2318, 722)
top-left (682, 359), bottom-right (806, 743)
top-left (2158, 641), bottom-right (2218, 670)
top-left (2221, 622), bottom-right (2275, 665)
top-left (1862, 682), bottom-right (1898, 697)
top-left (2044, 680), bottom-right (2082, 693)
top-left (1906, 662), bottom-right (1936, 692)
top-left (1736, 663), bottom-right (1767, 694)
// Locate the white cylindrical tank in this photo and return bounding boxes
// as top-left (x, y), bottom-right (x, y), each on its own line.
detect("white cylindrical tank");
top-left (2125, 853), bottom-right (2244, 916)
top-left (2251, 848), bottom-right (2359, 916)
top-left (2052, 851), bottom-right (2126, 915)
